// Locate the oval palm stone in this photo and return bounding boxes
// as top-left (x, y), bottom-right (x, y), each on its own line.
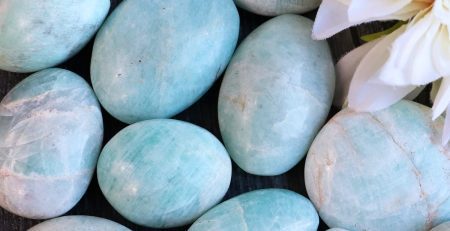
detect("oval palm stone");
top-left (0, 68), bottom-right (104, 219)
top-left (218, 14), bottom-right (335, 176)
top-left (305, 101), bottom-right (450, 231)
top-left (91, 0), bottom-right (239, 124)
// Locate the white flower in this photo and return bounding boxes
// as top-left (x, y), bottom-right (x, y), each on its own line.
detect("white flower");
top-left (313, 0), bottom-right (450, 144)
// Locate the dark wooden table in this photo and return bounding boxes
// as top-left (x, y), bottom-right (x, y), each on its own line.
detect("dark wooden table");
top-left (0, 1), bottom-right (428, 230)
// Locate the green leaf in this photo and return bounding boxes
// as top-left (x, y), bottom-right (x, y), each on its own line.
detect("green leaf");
top-left (361, 21), bottom-right (406, 42)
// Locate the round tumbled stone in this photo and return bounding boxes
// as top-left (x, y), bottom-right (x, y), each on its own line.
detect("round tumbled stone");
top-left (97, 119), bottom-right (232, 228)
top-left (305, 100), bottom-right (450, 231)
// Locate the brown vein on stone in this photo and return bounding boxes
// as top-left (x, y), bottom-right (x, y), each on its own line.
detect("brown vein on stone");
top-left (368, 114), bottom-right (434, 230)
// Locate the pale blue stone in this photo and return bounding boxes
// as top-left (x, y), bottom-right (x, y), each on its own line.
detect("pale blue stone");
top-left (189, 189), bottom-right (319, 231)
top-left (91, 0), bottom-right (240, 124)
top-left (218, 14), bottom-right (335, 176)
top-left (0, 0), bottom-right (110, 73)
top-left (305, 100), bottom-right (450, 231)
top-left (431, 222), bottom-right (450, 231)
top-left (235, 0), bottom-right (320, 16)
top-left (0, 68), bottom-right (104, 219)
top-left (327, 229), bottom-right (351, 231)
top-left (28, 216), bottom-right (130, 231)
top-left (97, 119), bottom-right (232, 228)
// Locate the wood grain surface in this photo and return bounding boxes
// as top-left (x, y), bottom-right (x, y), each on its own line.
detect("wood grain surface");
top-left (0, 1), bottom-right (427, 230)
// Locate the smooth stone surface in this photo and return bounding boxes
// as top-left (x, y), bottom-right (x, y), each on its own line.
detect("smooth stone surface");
top-left (235, 0), bottom-right (320, 16)
top-left (218, 14), bottom-right (335, 176)
top-left (97, 119), bottom-right (232, 228)
top-left (91, 0), bottom-right (240, 124)
top-left (305, 100), bottom-right (450, 231)
top-left (189, 189), bottom-right (319, 231)
top-left (327, 229), bottom-right (351, 231)
top-left (0, 68), bottom-right (104, 219)
top-left (28, 215), bottom-right (130, 231)
top-left (431, 222), bottom-right (450, 231)
top-left (0, 0), bottom-right (110, 73)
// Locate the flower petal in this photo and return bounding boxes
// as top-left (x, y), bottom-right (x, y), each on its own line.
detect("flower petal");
top-left (432, 77), bottom-right (450, 119)
top-left (312, 0), bottom-right (430, 40)
top-left (442, 105), bottom-right (450, 145)
top-left (312, 0), bottom-right (352, 40)
top-left (334, 39), bottom-right (380, 107)
top-left (348, 0), bottom-right (413, 22)
top-left (390, 1), bottom-right (433, 20)
top-left (432, 26), bottom-right (450, 76)
top-left (378, 11), bottom-right (441, 86)
top-left (348, 25), bottom-right (416, 111)
top-left (432, 0), bottom-right (450, 26)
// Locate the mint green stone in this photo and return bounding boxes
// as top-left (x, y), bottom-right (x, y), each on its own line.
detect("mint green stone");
top-left (218, 14), bottom-right (335, 176)
top-left (305, 101), bottom-right (450, 231)
top-left (327, 229), bottom-right (351, 231)
top-left (28, 216), bottom-right (130, 231)
top-left (97, 119), bottom-right (232, 228)
top-left (235, 0), bottom-right (320, 16)
top-left (189, 189), bottom-right (319, 231)
top-left (0, 0), bottom-right (110, 73)
top-left (0, 68), bottom-right (103, 219)
top-left (91, 0), bottom-right (239, 124)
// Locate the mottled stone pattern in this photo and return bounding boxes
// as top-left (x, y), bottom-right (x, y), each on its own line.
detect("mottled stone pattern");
top-left (234, 0), bottom-right (320, 16)
top-left (218, 14), bottom-right (335, 176)
top-left (189, 189), bottom-right (319, 231)
top-left (0, 0), bottom-right (110, 73)
top-left (28, 215), bottom-right (131, 231)
top-left (97, 119), bottom-right (232, 228)
top-left (91, 0), bottom-right (240, 124)
top-left (0, 68), bottom-right (104, 219)
top-left (431, 222), bottom-right (450, 231)
top-left (305, 100), bottom-right (450, 231)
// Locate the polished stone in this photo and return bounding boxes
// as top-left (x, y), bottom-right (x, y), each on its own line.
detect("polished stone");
top-left (305, 100), bottom-right (450, 231)
top-left (218, 14), bottom-right (335, 176)
top-left (431, 222), bottom-right (450, 231)
top-left (0, 0), bottom-right (110, 73)
top-left (235, 0), bottom-right (320, 16)
top-left (91, 0), bottom-right (240, 124)
top-left (189, 189), bottom-right (319, 231)
top-left (0, 68), bottom-right (104, 219)
top-left (97, 119), bottom-right (232, 228)
top-left (327, 229), bottom-right (351, 231)
top-left (28, 215), bottom-right (130, 231)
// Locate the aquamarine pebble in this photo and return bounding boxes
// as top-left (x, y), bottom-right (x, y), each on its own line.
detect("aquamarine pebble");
top-left (327, 229), bottom-right (351, 231)
top-left (189, 189), bottom-right (319, 231)
top-left (28, 216), bottom-right (130, 231)
top-left (234, 0), bottom-right (321, 16)
top-left (305, 100), bottom-right (450, 231)
top-left (218, 14), bottom-right (335, 176)
top-left (0, 0), bottom-right (110, 73)
top-left (431, 222), bottom-right (450, 231)
top-left (0, 68), bottom-right (104, 219)
top-left (97, 119), bottom-right (232, 228)
top-left (91, 0), bottom-right (240, 124)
